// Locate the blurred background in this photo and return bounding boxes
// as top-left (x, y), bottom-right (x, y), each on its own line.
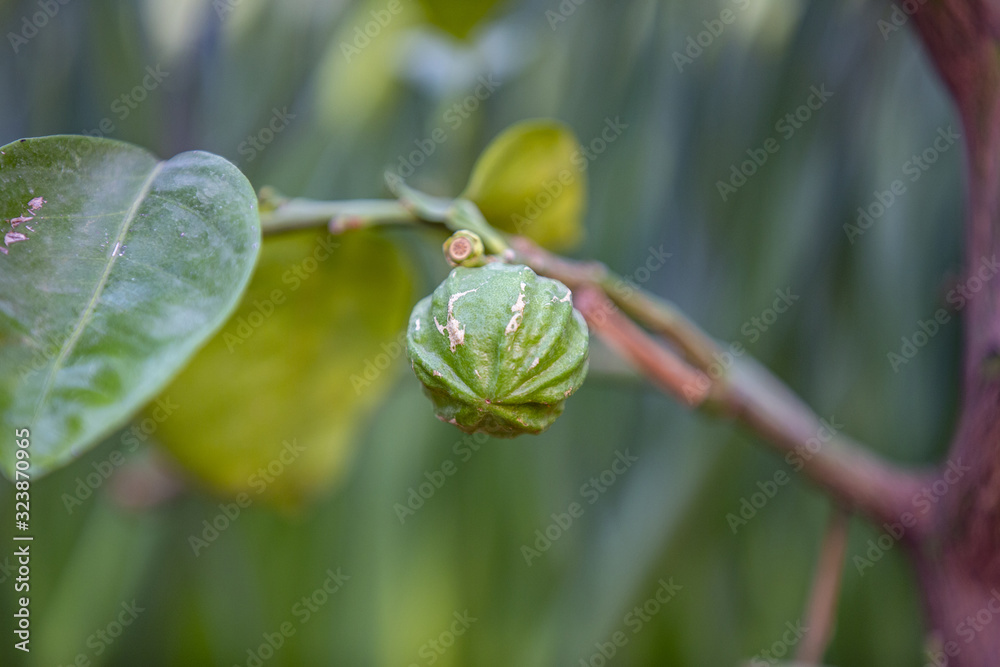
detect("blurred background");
top-left (0, 0), bottom-right (964, 664)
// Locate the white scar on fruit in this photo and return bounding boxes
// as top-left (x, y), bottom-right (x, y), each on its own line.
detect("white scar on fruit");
top-left (435, 288), bottom-right (478, 352)
top-left (505, 282), bottom-right (527, 335)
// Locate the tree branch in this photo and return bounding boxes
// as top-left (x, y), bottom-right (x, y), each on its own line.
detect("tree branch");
top-left (257, 189), bottom-right (415, 235)
top-left (909, 1), bottom-right (1000, 383)
top-left (573, 286), bottom-right (710, 407)
top-left (568, 275), bottom-right (928, 530)
top-left (908, 0), bottom-right (1000, 580)
top-left (258, 195), bottom-right (930, 529)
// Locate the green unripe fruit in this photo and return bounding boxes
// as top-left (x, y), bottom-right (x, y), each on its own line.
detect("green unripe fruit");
top-left (407, 263), bottom-right (589, 436)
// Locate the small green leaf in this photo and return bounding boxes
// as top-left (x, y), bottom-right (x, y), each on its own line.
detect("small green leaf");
top-left (416, 0), bottom-right (507, 38)
top-left (462, 119), bottom-right (587, 250)
top-left (0, 135), bottom-right (261, 478)
top-left (152, 229), bottom-right (413, 508)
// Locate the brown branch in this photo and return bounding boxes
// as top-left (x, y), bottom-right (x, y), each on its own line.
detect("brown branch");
top-left (509, 237), bottom-right (719, 369)
top-left (796, 507), bottom-right (849, 664)
top-left (573, 287), bottom-right (710, 407)
top-left (516, 238), bottom-right (929, 530)
top-left (719, 357), bottom-right (929, 531)
top-left (910, 2), bottom-right (1000, 379)
top-left (909, 0), bottom-right (1000, 582)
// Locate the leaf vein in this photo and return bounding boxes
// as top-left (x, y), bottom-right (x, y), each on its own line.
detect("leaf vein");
top-left (31, 162), bottom-right (166, 423)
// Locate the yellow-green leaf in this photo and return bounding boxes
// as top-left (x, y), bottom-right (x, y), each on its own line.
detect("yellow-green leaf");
top-left (462, 119), bottom-right (587, 251)
top-left (151, 229), bottom-right (412, 508)
top-left (416, 0), bottom-right (507, 38)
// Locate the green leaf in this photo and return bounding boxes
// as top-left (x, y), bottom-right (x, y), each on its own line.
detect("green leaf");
top-left (151, 229), bottom-right (413, 508)
top-left (462, 119), bottom-right (587, 250)
top-left (0, 135), bottom-right (261, 478)
top-left (416, 0), bottom-right (507, 38)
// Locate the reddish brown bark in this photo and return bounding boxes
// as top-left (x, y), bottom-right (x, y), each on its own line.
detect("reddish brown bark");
top-left (905, 2), bottom-right (1000, 664)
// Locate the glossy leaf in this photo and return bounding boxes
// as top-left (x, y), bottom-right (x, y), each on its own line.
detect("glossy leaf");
top-left (0, 135), bottom-right (261, 478)
top-left (462, 119), bottom-right (587, 250)
top-left (152, 229), bottom-right (413, 508)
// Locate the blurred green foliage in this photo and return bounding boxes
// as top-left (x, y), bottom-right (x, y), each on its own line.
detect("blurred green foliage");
top-left (153, 228), bottom-right (413, 508)
top-left (0, 0), bottom-right (961, 665)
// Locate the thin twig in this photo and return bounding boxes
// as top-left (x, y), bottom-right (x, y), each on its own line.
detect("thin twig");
top-left (796, 507), bottom-right (850, 665)
top-left (508, 236), bottom-right (719, 369)
top-left (574, 287), bottom-right (711, 407)
top-left (258, 193), bottom-right (416, 235)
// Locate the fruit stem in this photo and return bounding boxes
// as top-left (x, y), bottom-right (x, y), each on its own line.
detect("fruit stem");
top-left (258, 191), bottom-right (416, 235)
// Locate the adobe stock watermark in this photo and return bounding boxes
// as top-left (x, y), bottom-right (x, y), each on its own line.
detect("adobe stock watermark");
top-left (716, 84), bottom-right (833, 202)
top-left (843, 126), bottom-right (960, 244)
top-left (406, 611), bottom-right (477, 667)
top-left (745, 620), bottom-right (809, 666)
top-left (61, 396), bottom-right (179, 514)
top-left (512, 116), bottom-right (628, 236)
top-left (579, 577), bottom-right (682, 667)
top-left (393, 430), bottom-right (490, 523)
top-left (351, 330), bottom-right (407, 394)
top-left (213, 0), bottom-right (243, 20)
top-left (392, 74), bottom-right (501, 179)
top-left (56, 600), bottom-right (145, 667)
top-left (682, 288), bottom-right (800, 403)
top-left (853, 458), bottom-right (970, 576)
top-left (7, 0), bottom-right (73, 54)
top-left (924, 589), bottom-right (1000, 667)
top-left (222, 234), bottom-right (340, 351)
top-left (559, 243), bottom-right (671, 333)
top-left (237, 107), bottom-right (296, 163)
top-left (521, 449), bottom-right (638, 566)
top-left (606, 246), bottom-right (673, 299)
top-left (0, 556), bottom-right (14, 586)
top-left (81, 65), bottom-right (170, 142)
top-left (340, 0), bottom-right (407, 62)
top-left (725, 417), bottom-right (842, 534)
top-left (887, 254), bottom-right (1000, 372)
top-left (877, 0), bottom-right (928, 41)
top-left (546, 0), bottom-right (588, 30)
top-left (234, 568), bottom-right (349, 667)
top-left (188, 439), bottom-right (306, 556)
top-left (17, 328), bottom-right (71, 381)
top-left (672, 0), bottom-right (752, 72)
